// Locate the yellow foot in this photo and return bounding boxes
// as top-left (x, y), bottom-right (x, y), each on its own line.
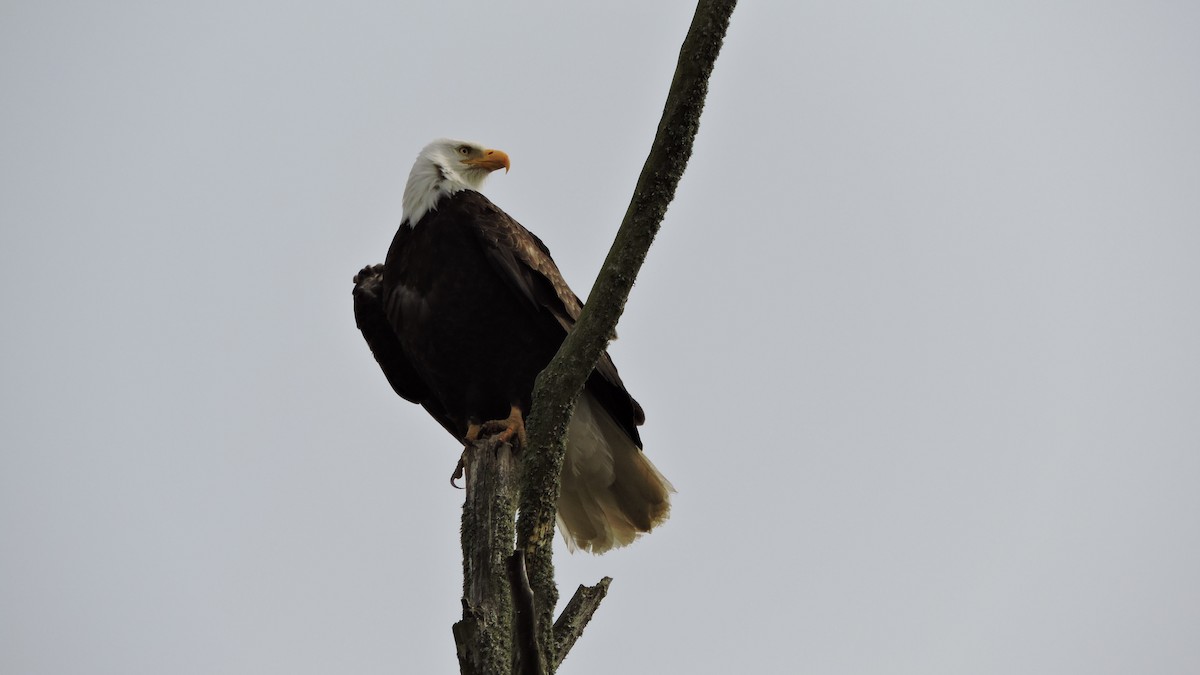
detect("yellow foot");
top-left (479, 405), bottom-right (527, 449)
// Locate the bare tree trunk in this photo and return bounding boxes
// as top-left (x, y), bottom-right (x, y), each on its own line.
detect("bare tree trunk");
top-left (453, 438), bottom-right (518, 675)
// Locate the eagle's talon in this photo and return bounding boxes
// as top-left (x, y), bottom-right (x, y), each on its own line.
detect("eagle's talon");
top-left (450, 454), bottom-right (466, 489)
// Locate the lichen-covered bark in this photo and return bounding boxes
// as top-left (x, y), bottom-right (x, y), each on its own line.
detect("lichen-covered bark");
top-left (515, 1), bottom-right (738, 671)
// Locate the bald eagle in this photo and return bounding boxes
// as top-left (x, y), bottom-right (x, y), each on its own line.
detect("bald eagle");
top-left (353, 139), bottom-right (673, 553)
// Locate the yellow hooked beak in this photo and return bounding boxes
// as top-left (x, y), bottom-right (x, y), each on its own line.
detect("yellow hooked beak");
top-left (464, 148), bottom-right (511, 174)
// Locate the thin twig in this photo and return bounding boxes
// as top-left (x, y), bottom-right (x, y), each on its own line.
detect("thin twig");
top-left (552, 577), bottom-right (613, 670)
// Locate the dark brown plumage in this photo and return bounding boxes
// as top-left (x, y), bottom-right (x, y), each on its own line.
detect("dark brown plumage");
top-left (353, 139), bottom-right (671, 552)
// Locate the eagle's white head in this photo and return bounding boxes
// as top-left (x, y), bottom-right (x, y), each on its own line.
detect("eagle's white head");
top-left (401, 138), bottom-right (510, 225)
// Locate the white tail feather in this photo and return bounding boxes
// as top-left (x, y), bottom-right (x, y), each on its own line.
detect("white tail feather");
top-left (556, 393), bottom-right (674, 554)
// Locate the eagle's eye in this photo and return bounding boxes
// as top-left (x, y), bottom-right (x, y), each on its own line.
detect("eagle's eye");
top-left (457, 145), bottom-right (472, 156)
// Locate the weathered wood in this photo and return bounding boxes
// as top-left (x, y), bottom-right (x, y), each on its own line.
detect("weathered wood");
top-left (516, 0), bottom-right (738, 669)
top-left (552, 578), bottom-right (613, 671)
top-left (453, 438), bottom-right (520, 675)
top-left (508, 550), bottom-right (544, 675)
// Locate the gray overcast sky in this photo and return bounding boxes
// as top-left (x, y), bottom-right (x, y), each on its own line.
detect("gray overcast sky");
top-left (3, 1), bottom-right (1199, 673)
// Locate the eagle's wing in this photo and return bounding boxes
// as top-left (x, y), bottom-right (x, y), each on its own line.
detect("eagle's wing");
top-left (352, 264), bottom-right (460, 438)
top-left (472, 202), bottom-right (582, 330)
top-left (466, 194), bottom-right (648, 440)
top-left (465, 195), bottom-right (671, 551)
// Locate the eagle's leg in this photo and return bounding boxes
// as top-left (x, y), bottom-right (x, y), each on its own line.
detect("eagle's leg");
top-left (451, 411), bottom-right (524, 487)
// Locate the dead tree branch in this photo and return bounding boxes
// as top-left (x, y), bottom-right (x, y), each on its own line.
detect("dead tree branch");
top-left (514, 0), bottom-right (738, 670)
top-left (551, 578), bottom-right (613, 671)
